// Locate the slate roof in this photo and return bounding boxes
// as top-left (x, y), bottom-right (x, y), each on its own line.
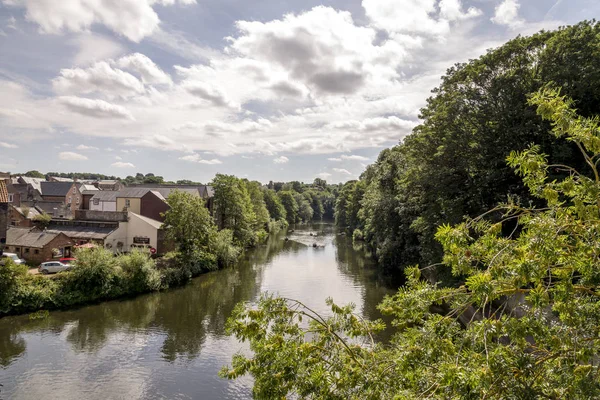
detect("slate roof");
top-left (40, 182), bottom-right (74, 197)
top-left (90, 191), bottom-right (119, 202)
top-left (13, 205), bottom-right (42, 219)
top-left (0, 180), bottom-right (8, 203)
top-left (131, 212), bottom-right (163, 229)
top-left (47, 225), bottom-right (117, 240)
top-left (79, 184), bottom-right (98, 192)
top-left (7, 228), bottom-right (68, 248)
top-left (18, 177), bottom-right (44, 192)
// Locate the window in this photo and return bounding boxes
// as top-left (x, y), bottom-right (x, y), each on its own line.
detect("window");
top-left (34, 250), bottom-right (39, 255)
top-left (68, 196), bottom-right (72, 204)
top-left (25, 248), bottom-right (29, 253)
top-left (72, 188), bottom-right (76, 194)
top-left (8, 193), bottom-right (13, 202)
top-left (93, 198), bottom-right (100, 205)
top-left (76, 197), bottom-right (80, 205)
top-left (125, 199), bottom-right (131, 207)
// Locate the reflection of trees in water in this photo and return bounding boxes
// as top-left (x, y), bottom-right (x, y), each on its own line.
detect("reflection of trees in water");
top-left (333, 233), bottom-right (398, 341)
top-left (0, 223), bottom-right (397, 365)
top-left (0, 324), bottom-right (25, 368)
top-left (0, 230), bottom-right (295, 366)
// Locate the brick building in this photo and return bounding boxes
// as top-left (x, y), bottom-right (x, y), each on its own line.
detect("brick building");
top-left (40, 182), bottom-right (82, 214)
top-left (9, 205), bottom-right (41, 227)
top-left (6, 227), bottom-right (73, 265)
top-left (0, 180), bottom-right (8, 254)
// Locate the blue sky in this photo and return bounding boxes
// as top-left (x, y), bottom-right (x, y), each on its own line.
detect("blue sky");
top-left (0, 0), bottom-right (598, 183)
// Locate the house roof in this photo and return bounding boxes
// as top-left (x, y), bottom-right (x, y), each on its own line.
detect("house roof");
top-left (98, 180), bottom-right (119, 185)
top-left (90, 191), bottom-right (119, 202)
top-left (0, 180), bottom-right (8, 203)
top-left (18, 177), bottom-right (44, 192)
top-left (79, 184), bottom-right (98, 192)
top-left (49, 176), bottom-right (73, 182)
top-left (34, 201), bottom-right (67, 216)
top-left (130, 212), bottom-right (163, 229)
top-left (47, 225), bottom-right (117, 240)
top-left (7, 227), bottom-right (69, 248)
top-left (40, 182), bottom-right (74, 197)
top-left (12, 205), bottom-right (42, 219)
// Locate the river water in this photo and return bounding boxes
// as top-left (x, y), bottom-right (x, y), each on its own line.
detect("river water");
top-left (0, 223), bottom-right (396, 399)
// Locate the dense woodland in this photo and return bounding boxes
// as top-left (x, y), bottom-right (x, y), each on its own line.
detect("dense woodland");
top-left (221, 21), bottom-right (600, 398)
top-left (334, 21), bottom-right (600, 283)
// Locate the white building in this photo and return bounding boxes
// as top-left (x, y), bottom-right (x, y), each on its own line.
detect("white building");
top-left (104, 212), bottom-right (165, 254)
top-left (90, 191), bottom-right (117, 212)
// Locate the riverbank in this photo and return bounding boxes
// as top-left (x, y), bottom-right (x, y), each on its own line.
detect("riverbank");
top-left (0, 223), bottom-right (394, 399)
top-left (0, 225), bottom-right (286, 319)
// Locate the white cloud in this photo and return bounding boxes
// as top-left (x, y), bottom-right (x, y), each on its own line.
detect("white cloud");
top-left (333, 168), bottom-right (352, 175)
top-left (59, 96), bottom-right (135, 120)
top-left (491, 0), bottom-right (524, 28)
top-left (363, 0), bottom-right (481, 36)
top-left (111, 161), bottom-right (135, 168)
top-left (341, 154), bottom-right (369, 161)
top-left (182, 81), bottom-right (237, 108)
top-left (179, 154), bottom-right (223, 164)
top-left (116, 53), bottom-right (172, 85)
top-left (76, 144), bottom-right (98, 150)
top-left (53, 61), bottom-right (145, 98)
top-left (70, 33), bottom-right (125, 66)
top-left (0, 141), bottom-right (18, 148)
top-left (59, 151), bottom-right (87, 161)
top-left (327, 157), bottom-right (342, 162)
top-left (2, 0), bottom-right (197, 42)
top-left (316, 172), bottom-right (332, 179)
top-left (115, 155), bottom-right (122, 160)
top-left (273, 156), bottom-right (289, 164)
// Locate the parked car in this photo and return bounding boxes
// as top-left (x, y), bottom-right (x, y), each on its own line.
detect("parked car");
top-left (38, 261), bottom-right (71, 275)
top-left (0, 252), bottom-right (25, 265)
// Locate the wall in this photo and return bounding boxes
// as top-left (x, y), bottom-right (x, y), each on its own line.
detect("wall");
top-left (0, 203), bottom-right (7, 254)
top-left (75, 210), bottom-right (128, 222)
top-left (140, 192), bottom-right (169, 222)
top-left (90, 200), bottom-right (117, 212)
top-left (102, 213), bottom-right (159, 254)
top-left (116, 197), bottom-right (141, 213)
top-left (8, 206), bottom-right (33, 228)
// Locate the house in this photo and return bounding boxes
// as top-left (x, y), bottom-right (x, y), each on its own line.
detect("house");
top-left (102, 212), bottom-right (169, 254)
top-left (6, 183), bottom-right (43, 206)
top-left (40, 182), bottom-right (82, 214)
top-left (47, 220), bottom-right (119, 246)
top-left (97, 180), bottom-right (124, 191)
top-left (116, 188), bottom-right (183, 221)
top-left (33, 201), bottom-right (70, 218)
top-left (6, 227), bottom-right (73, 264)
top-left (89, 191), bottom-right (118, 211)
top-left (17, 176), bottom-right (44, 193)
top-left (79, 184), bottom-right (99, 210)
top-left (9, 205), bottom-right (42, 227)
top-left (0, 180), bottom-right (8, 254)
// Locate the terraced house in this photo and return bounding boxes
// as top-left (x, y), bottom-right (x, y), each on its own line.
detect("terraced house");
top-left (40, 181), bottom-right (82, 215)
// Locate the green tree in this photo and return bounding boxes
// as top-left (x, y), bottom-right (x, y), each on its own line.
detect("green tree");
top-left (222, 89), bottom-right (600, 399)
top-left (278, 191), bottom-right (298, 225)
top-left (340, 21), bottom-right (600, 280)
top-left (163, 190), bottom-right (216, 255)
top-left (263, 188), bottom-right (287, 221)
top-left (212, 174), bottom-right (257, 247)
top-left (244, 180), bottom-right (270, 231)
top-left (23, 170), bottom-right (45, 179)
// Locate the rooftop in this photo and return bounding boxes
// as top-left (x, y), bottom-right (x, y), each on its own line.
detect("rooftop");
top-left (40, 182), bottom-right (74, 197)
top-left (7, 227), bottom-right (69, 248)
top-left (0, 180), bottom-right (8, 203)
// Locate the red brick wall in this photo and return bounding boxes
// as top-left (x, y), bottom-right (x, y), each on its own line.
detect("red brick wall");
top-left (140, 192), bottom-right (170, 222)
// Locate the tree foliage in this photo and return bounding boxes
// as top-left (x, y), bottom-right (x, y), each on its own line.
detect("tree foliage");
top-left (336, 21), bottom-right (600, 279)
top-left (222, 89), bottom-right (600, 399)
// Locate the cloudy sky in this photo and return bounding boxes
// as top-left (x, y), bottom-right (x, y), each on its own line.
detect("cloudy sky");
top-left (0, 0), bottom-right (598, 183)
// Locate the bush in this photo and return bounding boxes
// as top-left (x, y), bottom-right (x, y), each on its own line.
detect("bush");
top-left (66, 248), bottom-right (122, 299)
top-left (119, 251), bottom-right (161, 293)
top-left (0, 260), bottom-right (28, 313)
top-left (212, 229), bottom-right (241, 267)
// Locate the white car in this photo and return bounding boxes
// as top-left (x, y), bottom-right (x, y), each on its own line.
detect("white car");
top-left (1, 252), bottom-right (25, 265)
top-left (38, 261), bottom-right (71, 274)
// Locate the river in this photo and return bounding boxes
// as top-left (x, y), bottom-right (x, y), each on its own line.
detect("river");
top-left (0, 223), bottom-right (396, 399)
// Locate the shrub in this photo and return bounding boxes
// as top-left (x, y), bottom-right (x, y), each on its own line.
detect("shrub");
top-left (352, 228), bottom-right (364, 242)
top-left (0, 260), bottom-right (28, 313)
top-left (119, 251), bottom-right (161, 294)
top-left (212, 229), bottom-right (241, 267)
top-left (66, 248), bottom-right (122, 299)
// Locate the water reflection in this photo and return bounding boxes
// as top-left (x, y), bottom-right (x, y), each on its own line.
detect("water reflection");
top-left (0, 223), bottom-right (397, 400)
